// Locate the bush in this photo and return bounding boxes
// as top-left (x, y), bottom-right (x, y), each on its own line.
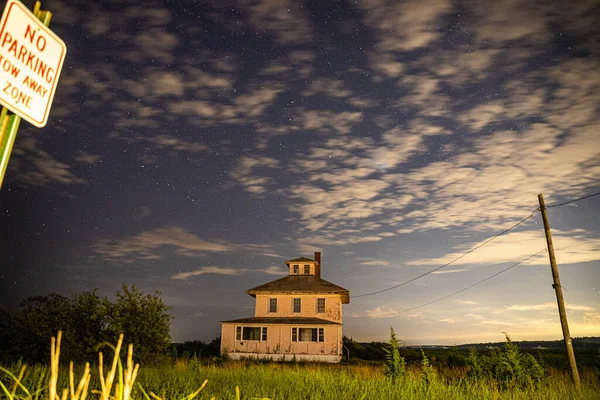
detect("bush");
top-left (467, 333), bottom-right (545, 389)
top-left (382, 327), bottom-right (406, 380)
top-left (420, 349), bottom-right (436, 385)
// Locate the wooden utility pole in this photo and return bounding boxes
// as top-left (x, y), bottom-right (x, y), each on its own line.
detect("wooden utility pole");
top-left (538, 194), bottom-right (580, 389)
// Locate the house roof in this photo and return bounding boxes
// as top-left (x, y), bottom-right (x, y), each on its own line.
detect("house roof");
top-left (285, 257), bottom-right (315, 263)
top-left (220, 317), bottom-right (341, 325)
top-left (246, 275), bottom-right (350, 304)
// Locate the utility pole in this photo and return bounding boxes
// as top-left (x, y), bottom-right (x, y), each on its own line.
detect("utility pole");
top-left (538, 194), bottom-right (580, 389)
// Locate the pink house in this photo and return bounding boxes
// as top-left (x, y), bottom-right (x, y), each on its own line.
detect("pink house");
top-left (220, 252), bottom-right (350, 362)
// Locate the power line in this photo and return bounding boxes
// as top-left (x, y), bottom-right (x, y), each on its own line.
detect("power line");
top-left (353, 248), bottom-right (548, 319)
top-left (546, 191), bottom-right (600, 208)
top-left (352, 208), bottom-right (539, 299)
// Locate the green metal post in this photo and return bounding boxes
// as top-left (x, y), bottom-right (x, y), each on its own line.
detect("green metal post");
top-left (0, 109), bottom-right (22, 188)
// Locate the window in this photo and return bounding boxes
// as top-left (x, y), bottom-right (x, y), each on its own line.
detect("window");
top-left (317, 298), bottom-right (325, 313)
top-left (237, 327), bottom-right (268, 341)
top-left (242, 327), bottom-right (261, 341)
top-left (269, 298), bottom-right (277, 313)
top-left (301, 328), bottom-right (316, 342)
top-left (293, 298), bottom-right (301, 313)
top-left (303, 264), bottom-right (310, 274)
top-left (293, 264), bottom-right (299, 274)
top-left (292, 328), bottom-right (325, 342)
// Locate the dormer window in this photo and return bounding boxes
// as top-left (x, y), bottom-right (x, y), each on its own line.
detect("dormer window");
top-left (293, 264), bottom-right (299, 274)
top-left (303, 265), bottom-right (310, 275)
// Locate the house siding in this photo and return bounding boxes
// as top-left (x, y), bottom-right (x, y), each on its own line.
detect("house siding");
top-left (254, 294), bottom-right (342, 322)
top-left (220, 323), bottom-right (341, 360)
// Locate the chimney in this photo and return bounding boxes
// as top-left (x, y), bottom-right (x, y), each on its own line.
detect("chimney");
top-left (314, 251), bottom-right (321, 278)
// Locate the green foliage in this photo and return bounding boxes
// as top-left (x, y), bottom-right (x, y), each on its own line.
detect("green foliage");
top-left (466, 333), bottom-right (546, 389)
top-left (382, 327), bottom-right (406, 380)
top-left (106, 285), bottom-right (173, 365)
top-left (0, 286), bottom-right (172, 365)
top-left (467, 347), bottom-right (484, 379)
top-left (420, 349), bottom-right (436, 385)
top-left (0, 292), bottom-right (109, 363)
top-left (2, 360), bottom-right (598, 400)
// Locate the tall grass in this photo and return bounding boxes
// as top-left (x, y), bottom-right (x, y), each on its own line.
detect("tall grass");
top-left (1, 332), bottom-right (598, 399)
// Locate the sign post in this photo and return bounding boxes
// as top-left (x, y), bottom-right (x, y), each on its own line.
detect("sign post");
top-left (0, 0), bottom-right (66, 188)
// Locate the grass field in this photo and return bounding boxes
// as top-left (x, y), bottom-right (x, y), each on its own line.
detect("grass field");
top-left (3, 360), bottom-right (600, 400)
top-left (1, 333), bottom-right (599, 400)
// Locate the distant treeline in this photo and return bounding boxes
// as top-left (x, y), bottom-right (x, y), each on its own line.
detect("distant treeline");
top-left (170, 338), bottom-right (222, 359)
top-left (455, 337), bottom-right (600, 350)
top-left (342, 336), bottom-right (600, 370)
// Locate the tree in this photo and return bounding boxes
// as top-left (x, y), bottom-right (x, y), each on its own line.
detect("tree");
top-left (342, 335), bottom-right (362, 361)
top-left (70, 290), bottom-right (111, 360)
top-left (0, 291), bottom-right (110, 363)
top-left (106, 285), bottom-right (172, 365)
top-left (15, 294), bottom-right (78, 363)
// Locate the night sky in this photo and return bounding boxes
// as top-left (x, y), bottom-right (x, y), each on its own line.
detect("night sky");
top-left (1, 0), bottom-right (599, 345)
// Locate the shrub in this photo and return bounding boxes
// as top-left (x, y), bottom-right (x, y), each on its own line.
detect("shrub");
top-left (420, 349), bottom-right (436, 385)
top-left (382, 327), bottom-right (406, 380)
top-left (467, 333), bottom-right (545, 389)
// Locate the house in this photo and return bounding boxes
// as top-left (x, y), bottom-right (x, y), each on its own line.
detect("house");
top-left (220, 252), bottom-right (350, 362)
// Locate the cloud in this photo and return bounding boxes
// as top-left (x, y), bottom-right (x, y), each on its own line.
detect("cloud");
top-left (230, 155), bottom-right (280, 194)
top-left (407, 229), bottom-right (600, 267)
top-left (297, 110), bottom-right (363, 135)
top-left (363, 306), bottom-right (401, 319)
top-left (439, 318), bottom-right (458, 324)
top-left (469, 0), bottom-right (549, 44)
top-left (480, 320), bottom-right (515, 327)
top-left (359, 260), bottom-right (390, 266)
top-left (127, 27), bottom-right (179, 63)
top-left (369, 52), bottom-right (404, 80)
top-left (457, 300), bottom-right (478, 305)
top-left (361, 0), bottom-right (451, 51)
top-left (169, 84), bottom-right (283, 127)
top-left (240, 0), bottom-right (313, 45)
top-left (584, 311), bottom-right (600, 325)
top-left (171, 264), bottom-right (287, 280)
top-left (147, 71), bottom-right (185, 97)
top-left (74, 151), bottom-right (102, 165)
top-left (171, 267), bottom-right (242, 280)
top-left (303, 78), bottom-right (353, 98)
top-left (507, 302), bottom-right (595, 312)
top-left (9, 136), bottom-right (86, 186)
top-left (431, 269), bottom-right (467, 274)
top-left (256, 266), bottom-right (288, 276)
top-left (95, 227), bottom-right (232, 262)
top-left (465, 314), bottom-right (483, 320)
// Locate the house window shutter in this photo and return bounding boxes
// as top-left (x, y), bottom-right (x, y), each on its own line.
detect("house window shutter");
top-left (311, 328), bottom-right (317, 342)
top-left (318, 328), bottom-right (324, 343)
top-left (236, 326), bottom-right (241, 341)
top-left (261, 327), bottom-right (267, 341)
top-left (292, 327), bottom-right (297, 342)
